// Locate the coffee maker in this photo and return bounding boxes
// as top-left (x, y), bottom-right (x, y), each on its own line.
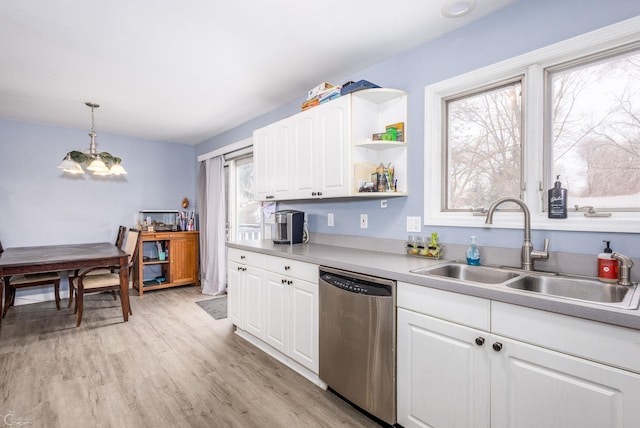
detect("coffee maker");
top-left (273, 210), bottom-right (305, 245)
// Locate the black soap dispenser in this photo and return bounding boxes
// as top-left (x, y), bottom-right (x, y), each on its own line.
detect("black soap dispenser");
top-left (548, 175), bottom-right (567, 219)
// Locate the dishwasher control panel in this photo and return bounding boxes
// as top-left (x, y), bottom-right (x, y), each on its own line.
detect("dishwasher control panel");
top-left (320, 271), bottom-right (393, 297)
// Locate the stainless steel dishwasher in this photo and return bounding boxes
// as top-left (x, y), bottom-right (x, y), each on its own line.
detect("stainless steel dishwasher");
top-left (319, 266), bottom-right (396, 425)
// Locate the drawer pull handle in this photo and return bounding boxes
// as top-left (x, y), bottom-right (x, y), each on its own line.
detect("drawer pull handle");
top-left (475, 337), bottom-right (485, 346)
top-left (281, 279), bottom-right (286, 284)
top-left (284, 265), bottom-right (290, 270)
top-left (287, 280), bottom-right (293, 285)
top-left (240, 255), bottom-right (246, 260)
top-left (492, 342), bottom-right (503, 352)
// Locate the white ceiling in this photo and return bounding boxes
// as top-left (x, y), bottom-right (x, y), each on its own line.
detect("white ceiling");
top-left (0, 0), bottom-right (516, 145)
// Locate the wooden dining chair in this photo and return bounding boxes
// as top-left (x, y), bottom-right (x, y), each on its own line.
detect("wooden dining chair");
top-left (68, 225), bottom-right (127, 308)
top-left (1, 240), bottom-right (62, 318)
top-left (70, 229), bottom-right (140, 326)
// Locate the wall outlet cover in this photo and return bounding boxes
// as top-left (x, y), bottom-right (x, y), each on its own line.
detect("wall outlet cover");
top-left (328, 213), bottom-right (334, 227)
top-left (406, 216), bottom-right (421, 232)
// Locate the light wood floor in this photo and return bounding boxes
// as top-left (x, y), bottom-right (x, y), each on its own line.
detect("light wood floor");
top-left (0, 286), bottom-right (378, 428)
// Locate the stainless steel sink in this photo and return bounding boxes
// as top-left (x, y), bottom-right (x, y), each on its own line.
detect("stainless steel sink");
top-left (507, 275), bottom-right (640, 309)
top-left (411, 261), bottom-right (639, 309)
top-left (412, 262), bottom-right (520, 284)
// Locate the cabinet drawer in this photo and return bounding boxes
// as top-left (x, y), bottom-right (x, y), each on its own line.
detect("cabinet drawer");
top-left (264, 255), bottom-right (318, 283)
top-left (228, 248), bottom-right (265, 268)
top-left (397, 282), bottom-right (491, 331)
top-left (492, 301), bottom-right (640, 374)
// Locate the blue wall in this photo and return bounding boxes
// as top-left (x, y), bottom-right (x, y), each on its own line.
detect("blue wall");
top-left (196, 0), bottom-right (640, 258)
top-left (0, 118), bottom-right (196, 248)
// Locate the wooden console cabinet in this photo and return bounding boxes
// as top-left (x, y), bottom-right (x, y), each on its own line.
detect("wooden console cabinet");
top-left (132, 231), bottom-right (199, 295)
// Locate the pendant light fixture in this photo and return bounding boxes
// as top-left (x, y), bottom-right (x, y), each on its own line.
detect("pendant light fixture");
top-left (58, 102), bottom-right (127, 176)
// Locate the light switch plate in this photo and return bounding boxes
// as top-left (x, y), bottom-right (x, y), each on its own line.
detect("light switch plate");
top-left (406, 216), bottom-right (421, 232)
top-left (328, 213), bottom-right (334, 227)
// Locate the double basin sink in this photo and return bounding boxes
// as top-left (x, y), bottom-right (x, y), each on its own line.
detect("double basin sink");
top-left (411, 262), bottom-right (640, 310)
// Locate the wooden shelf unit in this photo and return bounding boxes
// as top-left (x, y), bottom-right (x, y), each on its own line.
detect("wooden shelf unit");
top-left (132, 231), bottom-right (199, 295)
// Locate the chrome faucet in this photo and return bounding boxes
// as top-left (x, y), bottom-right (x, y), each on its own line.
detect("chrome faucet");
top-left (611, 252), bottom-right (634, 286)
top-left (485, 197), bottom-right (550, 271)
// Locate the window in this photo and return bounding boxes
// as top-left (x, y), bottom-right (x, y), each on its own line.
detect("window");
top-left (425, 18), bottom-right (640, 232)
top-left (546, 46), bottom-right (640, 210)
top-left (226, 150), bottom-right (262, 241)
top-left (445, 78), bottom-right (523, 211)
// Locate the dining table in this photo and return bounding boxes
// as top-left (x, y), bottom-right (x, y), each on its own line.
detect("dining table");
top-left (0, 242), bottom-right (130, 328)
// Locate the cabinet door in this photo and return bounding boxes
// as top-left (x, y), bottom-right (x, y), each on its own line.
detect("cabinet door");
top-left (244, 266), bottom-right (266, 340)
top-left (169, 234), bottom-right (198, 285)
top-left (316, 96), bottom-right (351, 198)
top-left (491, 335), bottom-right (640, 428)
top-left (227, 261), bottom-right (243, 328)
top-left (289, 278), bottom-right (318, 372)
top-left (397, 308), bottom-right (490, 428)
top-left (253, 125), bottom-right (273, 201)
top-left (264, 271), bottom-right (289, 354)
top-left (253, 118), bottom-right (293, 201)
top-left (271, 117), bottom-right (293, 200)
top-left (292, 109), bottom-right (317, 198)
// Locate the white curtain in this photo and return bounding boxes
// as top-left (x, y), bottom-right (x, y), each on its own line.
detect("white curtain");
top-left (197, 156), bottom-right (227, 295)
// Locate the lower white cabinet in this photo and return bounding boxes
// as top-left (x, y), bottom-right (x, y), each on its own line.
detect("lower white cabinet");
top-left (264, 270), bottom-right (319, 372)
top-left (227, 260), bottom-right (266, 338)
top-left (397, 308), bottom-right (490, 428)
top-left (491, 334), bottom-right (640, 428)
top-left (398, 300), bottom-right (640, 428)
top-left (227, 250), bottom-right (319, 376)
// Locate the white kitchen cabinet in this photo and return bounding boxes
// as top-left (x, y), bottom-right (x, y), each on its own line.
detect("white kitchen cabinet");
top-left (227, 249), bottom-right (266, 338)
top-left (491, 334), bottom-right (640, 428)
top-left (397, 282), bottom-right (640, 428)
top-left (264, 256), bottom-right (319, 372)
top-left (255, 88), bottom-right (408, 201)
top-left (254, 117), bottom-right (294, 201)
top-left (228, 248), bottom-right (320, 376)
top-left (292, 95), bottom-right (351, 199)
top-left (397, 308), bottom-right (490, 428)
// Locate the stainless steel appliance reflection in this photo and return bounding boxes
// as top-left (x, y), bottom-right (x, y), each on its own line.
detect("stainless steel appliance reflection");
top-left (319, 266), bottom-right (396, 425)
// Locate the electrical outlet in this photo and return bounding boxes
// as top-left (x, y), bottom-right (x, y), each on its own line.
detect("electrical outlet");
top-left (380, 200), bottom-right (388, 208)
top-left (328, 213), bottom-right (334, 227)
top-left (360, 214), bottom-right (368, 229)
top-left (406, 216), bottom-right (421, 232)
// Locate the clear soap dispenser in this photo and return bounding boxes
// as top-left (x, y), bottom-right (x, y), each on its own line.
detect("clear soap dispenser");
top-left (466, 236), bottom-right (481, 266)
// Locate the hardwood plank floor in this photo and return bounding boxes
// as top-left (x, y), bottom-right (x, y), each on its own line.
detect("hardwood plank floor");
top-left (0, 286), bottom-right (379, 428)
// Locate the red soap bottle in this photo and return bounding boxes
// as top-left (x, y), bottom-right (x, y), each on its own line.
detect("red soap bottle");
top-left (598, 240), bottom-right (618, 283)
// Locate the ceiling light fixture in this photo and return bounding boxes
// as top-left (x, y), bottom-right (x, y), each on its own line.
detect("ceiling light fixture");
top-left (58, 102), bottom-right (127, 176)
top-left (441, 0), bottom-right (476, 18)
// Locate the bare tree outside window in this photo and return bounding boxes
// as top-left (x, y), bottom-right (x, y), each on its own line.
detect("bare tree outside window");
top-left (445, 80), bottom-right (523, 210)
top-left (548, 47), bottom-right (640, 209)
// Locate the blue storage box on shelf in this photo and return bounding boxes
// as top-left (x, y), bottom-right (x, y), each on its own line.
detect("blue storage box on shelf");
top-left (340, 80), bottom-right (380, 96)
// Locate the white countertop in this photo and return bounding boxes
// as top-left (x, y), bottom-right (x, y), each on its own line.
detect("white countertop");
top-left (227, 240), bottom-right (640, 331)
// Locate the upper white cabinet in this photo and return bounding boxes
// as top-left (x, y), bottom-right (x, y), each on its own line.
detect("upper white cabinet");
top-left (292, 95), bottom-right (351, 199)
top-left (254, 117), bottom-right (294, 201)
top-left (254, 88), bottom-right (408, 201)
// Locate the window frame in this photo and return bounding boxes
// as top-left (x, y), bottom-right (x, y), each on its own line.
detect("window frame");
top-left (424, 16), bottom-right (640, 233)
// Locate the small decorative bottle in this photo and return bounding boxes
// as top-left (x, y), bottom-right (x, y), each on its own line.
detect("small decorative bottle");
top-left (466, 236), bottom-right (481, 266)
